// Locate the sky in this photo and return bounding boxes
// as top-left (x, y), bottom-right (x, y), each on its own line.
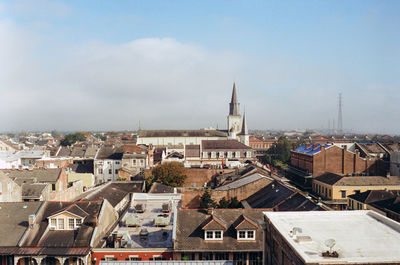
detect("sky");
top-left (0, 0), bottom-right (399, 134)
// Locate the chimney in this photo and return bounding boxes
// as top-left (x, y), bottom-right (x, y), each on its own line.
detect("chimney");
top-left (28, 214), bottom-right (36, 229)
top-left (343, 145), bottom-right (347, 151)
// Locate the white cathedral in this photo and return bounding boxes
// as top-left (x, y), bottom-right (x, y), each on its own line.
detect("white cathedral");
top-left (136, 83), bottom-right (250, 147)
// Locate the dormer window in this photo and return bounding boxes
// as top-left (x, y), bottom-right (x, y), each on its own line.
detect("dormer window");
top-left (202, 215), bottom-right (226, 241)
top-left (48, 204), bottom-right (88, 230)
top-left (234, 214), bottom-right (258, 241)
top-left (237, 230), bottom-right (255, 240)
top-left (205, 230), bottom-right (223, 240)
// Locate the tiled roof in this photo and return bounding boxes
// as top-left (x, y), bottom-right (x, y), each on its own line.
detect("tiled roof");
top-left (294, 143), bottom-right (333, 155)
top-left (348, 190), bottom-right (398, 204)
top-left (202, 140), bottom-right (252, 150)
top-left (175, 209), bottom-right (264, 251)
top-left (0, 202), bottom-right (43, 246)
top-left (315, 174), bottom-right (400, 186)
top-left (138, 130), bottom-right (228, 138)
top-left (3, 168), bottom-right (62, 184)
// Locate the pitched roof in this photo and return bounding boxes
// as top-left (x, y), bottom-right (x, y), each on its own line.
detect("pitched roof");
top-left (68, 163), bottom-right (94, 174)
top-left (202, 216), bottom-right (227, 230)
top-left (2, 168), bottom-right (62, 184)
top-left (234, 215), bottom-right (258, 230)
top-left (348, 190), bottom-right (398, 204)
top-left (78, 182), bottom-right (144, 207)
top-left (138, 130), bottom-right (228, 138)
top-left (202, 140), bottom-right (252, 150)
top-left (22, 201), bottom-right (103, 247)
top-left (175, 209), bottom-right (263, 251)
top-left (96, 145), bottom-right (123, 160)
top-left (315, 174), bottom-right (400, 186)
top-left (369, 196), bottom-right (400, 215)
top-left (21, 183), bottom-right (48, 199)
top-left (215, 173), bottom-right (272, 191)
top-left (242, 181), bottom-right (295, 208)
top-left (0, 202), bottom-right (43, 246)
top-left (49, 203), bottom-right (89, 218)
top-left (148, 182), bottom-right (177, 194)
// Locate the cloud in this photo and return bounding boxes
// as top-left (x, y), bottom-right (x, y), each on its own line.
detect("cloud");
top-left (11, 0), bottom-right (70, 18)
top-left (0, 19), bottom-right (399, 134)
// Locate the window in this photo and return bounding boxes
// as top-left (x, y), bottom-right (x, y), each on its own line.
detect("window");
top-left (108, 169), bottom-right (112, 174)
top-left (199, 252), bottom-right (213, 260)
top-left (76, 219), bottom-right (82, 227)
top-left (115, 161), bottom-right (120, 165)
top-left (105, 256), bottom-right (117, 261)
top-left (50, 218), bottom-right (57, 228)
top-left (58, 218), bottom-right (64, 229)
top-left (181, 253), bottom-right (195, 261)
top-left (150, 256), bottom-right (165, 261)
top-left (51, 184), bottom-right (56, 191)
top-left (205, 230), bottom-right (223, 240)
top-left (219, 152), bottom-right (224, 158)
top-left (68, 218), bottom-right (74, 229)
top-left (128, 257), bottom-right (141, 261)
top-left (215, 253), bottom-right (229, 260)
top-left (341, 190), bottom-right (346, 198)
top-left (246, 151), bottom-right (251, 158)
top-left (211, 152), bottom-right (216, 158)
top-left (329, 189), bottom-right (332, 198)
top-left (98, 168), bottom-right (103, 174)
top-left (203, 152), bottom-right (208, 159)
top-left (115, 169), bottom-right (118, 174)
top-left (237, 230), bottom-right (255, 240)
top-left (132, 160), bottom-right (136, 165)
top-left (235, 151), bottom-right (240, 158)
top-left (227, 152), bottom-right (232, 158)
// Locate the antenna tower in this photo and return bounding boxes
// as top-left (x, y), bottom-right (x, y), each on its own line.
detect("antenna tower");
top-left (338, 93), bottom-right (343, 134)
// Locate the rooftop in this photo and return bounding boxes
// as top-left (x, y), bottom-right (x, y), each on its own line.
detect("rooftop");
top-left (294, 143), bottom-right (333, 155)
top-left (215, 173), bottom-right (272, 191)
top-left (315, 173), bottom-right (400, 186)
top-left (103, 194), bottom-right (181, 249)
top-left (138, 130), bottom-right (228, 138)
top-left (202, 140), bottom-right (252, 150)
top-left (264, 210), bottom-right (400, 263)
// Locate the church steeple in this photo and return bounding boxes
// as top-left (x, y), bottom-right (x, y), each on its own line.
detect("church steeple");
top-left (229, 82), bottom-right (240, 115)
top-left (240, 111), bottom-right (248, 135)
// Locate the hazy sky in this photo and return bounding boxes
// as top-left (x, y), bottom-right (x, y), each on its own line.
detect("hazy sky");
top-left (1, 1), bottom-right (399, 134)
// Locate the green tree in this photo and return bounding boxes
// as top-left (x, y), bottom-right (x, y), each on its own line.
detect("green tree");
top-left (200, 190), bottom-right (216, 208)
top-left (60, 132), bottom-right (86, 146)
top-left (217, 197), bottom-right (241, 208)
top-left (151, 162), bottom-right (187, 187)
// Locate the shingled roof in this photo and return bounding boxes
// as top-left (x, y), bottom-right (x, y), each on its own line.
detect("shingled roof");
top-left (315, 173), bottom-right (400, 186)
top-left (175, 209), bottom-right (264, 251)
top-left (202, 140), bottom-right (252, 150)
top-left (3, 168), bottom-right (62, 184)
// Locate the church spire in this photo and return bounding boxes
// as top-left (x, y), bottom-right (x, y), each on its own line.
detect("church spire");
top-left (229, 82), bottom-right (240, 115)
top-left (240, 110), bottom-right (248, 135)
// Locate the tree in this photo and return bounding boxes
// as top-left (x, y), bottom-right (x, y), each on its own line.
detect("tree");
top-left (217, 197), bottom-right (241, 208)
top-left (60, 132), bottom-right (86, 146)
top-left (200, 190), bottom-right (216, 209)
top-left (151, 162), bottom-right (187, 187)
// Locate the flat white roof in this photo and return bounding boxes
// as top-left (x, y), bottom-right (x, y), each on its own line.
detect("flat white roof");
top-left (264, 210), bottom-right (400, 263)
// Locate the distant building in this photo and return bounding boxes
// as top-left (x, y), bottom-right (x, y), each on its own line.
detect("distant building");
top-left (94, 145), bottom-right (123, 183)
top-left (136, 83), bottom-right (250, 148)
top-left (312, 173), bottom-right (400, 210)
top-left (0, 171), bottom-right (22, 202)
top-left (390, 151), bottom-right (400, 176)
top-left (289, 143), bottom-right (387, 188)
top-left (263, 210), bottom-right (400, 264)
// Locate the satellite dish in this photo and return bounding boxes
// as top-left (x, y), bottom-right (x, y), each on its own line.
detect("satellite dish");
top-left (325, 239), bottom-right (336, 251)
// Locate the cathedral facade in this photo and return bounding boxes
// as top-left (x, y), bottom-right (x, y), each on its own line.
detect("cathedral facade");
top-left (137, 83), bottom-right (249, 147)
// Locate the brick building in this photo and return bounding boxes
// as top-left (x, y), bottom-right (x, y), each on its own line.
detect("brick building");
top-left (289, 143), bottom-right (387, 188)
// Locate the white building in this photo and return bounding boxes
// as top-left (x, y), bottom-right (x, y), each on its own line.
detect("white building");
top-left (136, 83), bottom-right (250, 148)
top-left (94, 145), bottom-right (123, 183)
top-left (263, 210), bottom-right (400, 264)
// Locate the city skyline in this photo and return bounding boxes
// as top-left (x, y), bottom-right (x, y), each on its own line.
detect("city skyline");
top-left (0, 1), bottom-right (399, 134)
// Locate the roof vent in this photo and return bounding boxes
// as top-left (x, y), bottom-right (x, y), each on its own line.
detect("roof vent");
top-left (28, 214), bottom-right (36, 229)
